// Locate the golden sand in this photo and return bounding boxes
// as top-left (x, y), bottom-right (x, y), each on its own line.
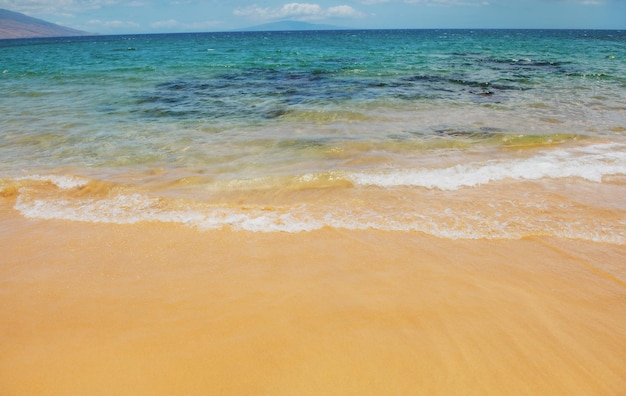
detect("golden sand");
top-left (1, 201), bottom-right (625, 395)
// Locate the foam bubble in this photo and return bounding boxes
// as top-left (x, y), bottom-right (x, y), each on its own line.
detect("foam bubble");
top-left (347, 144), bottom-right (626, 190)
top-left (16, 194), bottom-right (157, 223)
top-left (14, 191), bottom-right (625, 244)
top-left (14, 194), bottom-right (325, 233)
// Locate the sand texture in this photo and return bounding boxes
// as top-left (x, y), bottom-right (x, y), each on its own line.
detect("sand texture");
top-left (1, 202), bottom-right (625, 395)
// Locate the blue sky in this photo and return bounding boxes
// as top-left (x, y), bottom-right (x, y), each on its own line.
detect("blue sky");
top-left (2, 0), bottom-right (625, 34)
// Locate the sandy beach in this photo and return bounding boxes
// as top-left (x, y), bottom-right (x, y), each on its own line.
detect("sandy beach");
top-left (2, 27), bottom-right (626, 396)
top-left (1, 198), bottom-right (625, 395)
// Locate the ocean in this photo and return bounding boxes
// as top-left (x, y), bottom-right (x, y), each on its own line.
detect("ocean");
top-left (1, 30), bottom-right (626, 394)
top-left (1, 29), bottom-right (626, 241)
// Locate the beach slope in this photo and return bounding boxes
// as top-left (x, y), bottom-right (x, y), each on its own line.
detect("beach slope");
top-left (1, 200), bottom-right (625, 394)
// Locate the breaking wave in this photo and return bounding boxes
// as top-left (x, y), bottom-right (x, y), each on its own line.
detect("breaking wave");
top-left (347, 143), bottom-right (626, 190)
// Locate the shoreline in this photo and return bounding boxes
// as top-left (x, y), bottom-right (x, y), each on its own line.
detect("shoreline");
top-left (1, 204), bottom-right (625, 394)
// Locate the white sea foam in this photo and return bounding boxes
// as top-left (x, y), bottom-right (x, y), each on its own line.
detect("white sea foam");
top-left (9, 143), bottom-right (626, 244)
top-left (14, 194), bottom-right (242, 230)
top-left (14, 194), bottom-right (325, 233)
top-left (347, 144), bottom-right (626, 190)
top-left (13, 192), bottom-right (626, 244)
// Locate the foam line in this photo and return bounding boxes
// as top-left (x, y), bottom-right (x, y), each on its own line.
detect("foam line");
top-left (347, 144), bottom-right (626, 190)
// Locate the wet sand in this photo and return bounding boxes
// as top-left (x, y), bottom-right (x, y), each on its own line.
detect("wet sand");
top-left (1, 202), bottom-right (625, 395)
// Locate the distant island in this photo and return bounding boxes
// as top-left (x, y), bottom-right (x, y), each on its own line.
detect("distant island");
top-left (237, 20), bottom-right (346, 32)
top-left (0, 10), bottom-right (347, 40)
top-left (0, 8), bottom-right (90, 39)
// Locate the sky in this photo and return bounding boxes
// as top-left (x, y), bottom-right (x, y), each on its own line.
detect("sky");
top-left (1, 0), bottom-right (625, 34)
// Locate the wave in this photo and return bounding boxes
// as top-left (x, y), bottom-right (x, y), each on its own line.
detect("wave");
top-left (3, 143), bottom-right (625, 244)
top-left (12, 191), bottom-right (625, 244)
top-left (346, 143), bottom-right (626, 190)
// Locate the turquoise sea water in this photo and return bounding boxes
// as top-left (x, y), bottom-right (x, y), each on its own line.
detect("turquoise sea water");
top-left (1, 30), bottom-right (626, 241)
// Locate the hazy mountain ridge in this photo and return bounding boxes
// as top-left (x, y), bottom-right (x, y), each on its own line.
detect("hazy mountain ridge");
top-left (0, 9), bottom-right (90, 39)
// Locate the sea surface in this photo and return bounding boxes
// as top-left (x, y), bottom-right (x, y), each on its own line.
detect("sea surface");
top-left (1, 29), bottom-right (626, 242)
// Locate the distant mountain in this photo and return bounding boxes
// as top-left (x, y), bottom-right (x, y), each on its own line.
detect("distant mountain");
top-left (0, 8), bottom-right (90, 39)
top-left (238, 20), bottom-right (345, 32)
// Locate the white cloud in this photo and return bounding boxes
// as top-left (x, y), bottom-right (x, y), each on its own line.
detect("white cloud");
top-left (0, 0), bottom-right (139, 15)
top-left (128, 1), bottom-right (150, 6)
top-left (352, 0), bottom-right (391, 4)
top-left (0, 0), bottom-right (67, 14)
top-left (280, 2), bottom-right (323, 16)
top-left (88, 19), bottom-right (140, 28)
top-left (234, 2), bottom-right (365, 21)
top-left (327, 5), bottom-right (365, 16)
top-left (550, 0), bottom-right (605, 3)
top-left (53, 11), bottom-right (78, 18)
top-left (151, 19), bottom-right (180, 28)
top-left (404, 0), bottom-right (489, 6)
top-left (150, 18), bottom-right (223, 30)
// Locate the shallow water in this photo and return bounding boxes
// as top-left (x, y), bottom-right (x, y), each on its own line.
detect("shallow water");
top-left (2, 30), bottom-right (626, 242)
